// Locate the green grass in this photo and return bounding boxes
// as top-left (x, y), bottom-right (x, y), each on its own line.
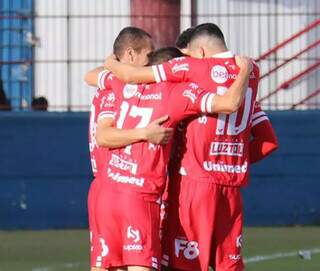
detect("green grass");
top-left (0, 227), bottom-right (319, 271)
top-left (243, 227), bottom-right (320, 271)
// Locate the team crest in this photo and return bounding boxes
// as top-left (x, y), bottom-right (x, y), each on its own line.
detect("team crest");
top-left (123, 84), bottom-right (138, 99)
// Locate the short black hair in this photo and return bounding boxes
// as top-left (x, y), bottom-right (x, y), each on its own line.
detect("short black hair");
top-left (148, 47), bottom-right (184, 65)
top-left (32, 96), bottom-right (48, 111)
top-left (175, 27), bottom-right (195, 49)
top-left (190, 23), bottom-right (226, 45)
top-left (113, 27), bottom-right (152, 59)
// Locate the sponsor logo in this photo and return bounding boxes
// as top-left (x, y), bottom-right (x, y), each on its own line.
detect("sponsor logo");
top-left (123, 226), bottom-right (143, 251)
top-left (175, 238), bottom-right (199, 260)
top-left (107, 92), bottom-right (115, 103)
top-left (172, 63), bottom-right (189, 73)
top-left (211, 65), bottom-right (256, 84)
top-left (122, 84), bottom-right (162, 100)
top-left (107, 168), bottom-right (144, 187)
top-left (189, 82), bottom-right (199, 89)
top-left (109, 154), bottom-right (138, 174)
top-left (211, 65), bottom-right (229, 83)
top-left (148, 143), bottom-right (161, 151)
top-left (100, 92), bottom-right (116, 108)
top-left (183, 89), bottom-right (197, 103)
top-left (127, 226), bottom-right (140, 242)
top-left (236, 235), bottom-right (243, 248)
top-left (203, 161), bottom-right (248, 174)
top-left (229, 254), bottom-right (241, 261)
top-left (123, 244), bottom-right (143, 251)
top-left (210, 142), bottom-right (244, 157)
top-left (134, 91), bottom-right (162, 100)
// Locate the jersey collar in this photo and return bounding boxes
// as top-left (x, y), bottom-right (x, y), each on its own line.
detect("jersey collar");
top-left (212, 51), bottom-right (234, 58)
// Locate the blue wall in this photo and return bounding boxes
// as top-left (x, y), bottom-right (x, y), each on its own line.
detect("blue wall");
top-left (0, 111), bottom-right (319, 229)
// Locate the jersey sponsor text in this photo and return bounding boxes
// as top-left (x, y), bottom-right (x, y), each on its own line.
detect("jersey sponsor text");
top-left (203, 161), bottom-right (248, 174)
top-left (107, 168), bottom-right (144, 187)
top-left (109, 153), bottom-right (138, 174)
top-left (210, 142), bottom-right (244, 157)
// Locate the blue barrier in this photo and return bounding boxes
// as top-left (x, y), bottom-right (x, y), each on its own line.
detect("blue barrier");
top-left (0, 111), bottom-right (319, 229)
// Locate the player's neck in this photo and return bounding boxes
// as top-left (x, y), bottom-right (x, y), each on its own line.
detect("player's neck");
top-left (208, 46), bottom-right (229, 57)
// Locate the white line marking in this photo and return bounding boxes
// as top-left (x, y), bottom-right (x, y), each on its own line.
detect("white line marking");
top-left (32, 262), bottom-right (82, 271)
top-left (245, 248), bottom-right (320, 263)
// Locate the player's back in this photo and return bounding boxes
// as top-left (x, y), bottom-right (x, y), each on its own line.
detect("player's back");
top-left (103, 82), bottom-right (180, 196)
top-left (160, 54), bottom-right (260, 186)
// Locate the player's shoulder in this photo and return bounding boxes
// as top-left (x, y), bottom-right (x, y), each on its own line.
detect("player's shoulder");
top-left (171, 81), bottom-right (200, 90)
top-left (167, 56), bottom-right (202, 66)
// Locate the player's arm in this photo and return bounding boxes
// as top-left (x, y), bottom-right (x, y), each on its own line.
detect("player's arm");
top-left (84, 66), bottom-right (109, 88)
top-left (209, 56), bottom-right (252, 113)
top-left (96, 116), bottom-right (174, 148)
top-left (104, 54), bottom-right (193, 84)
top-left (249, 103), bottom-right (279, 163)
top-left (84, 66), bottom-right (104, 87)
top-left (103, 54), bottom-right (155, 83)
top-left (174, 57), bottom-right (252, 117)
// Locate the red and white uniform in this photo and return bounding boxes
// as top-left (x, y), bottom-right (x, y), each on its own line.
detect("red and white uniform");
top-left (153, 53), bottom-right (260, 186)
top-left (250, 101), bottom-right (278, 163)
top-left (93, 71), bottom-right (218, 270)
top-left (152, 52), bottom-right (260, 271)
top-left (88, 87), bottom-right (116, 267)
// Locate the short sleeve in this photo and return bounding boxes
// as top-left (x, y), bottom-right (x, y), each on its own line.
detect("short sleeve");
top-left (251, 101), bottom-right (269, 127)
top-left (98, 71), bottom-right (125, 91)
top-left (151, 57), bottom-right (199, 83)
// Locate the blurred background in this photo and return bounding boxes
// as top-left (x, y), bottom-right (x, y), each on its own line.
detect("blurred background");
top-left (0, 0), bottom-right (319, 270)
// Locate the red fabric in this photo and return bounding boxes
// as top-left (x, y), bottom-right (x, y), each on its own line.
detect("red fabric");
top-left (88, 177), bottom-right (102, 267)
top-left (88, 89), bottom-right (105, 176)
top-left (100, 73), bottom-right (218, 196)
top-left (154, 55), bottom-right (260, 186)
top-left (162, 175), bottom-right (244, 271)
top-left (94, 183), bottom-right (161, 269)
top-left (250, 119), bottom-right (279, 163)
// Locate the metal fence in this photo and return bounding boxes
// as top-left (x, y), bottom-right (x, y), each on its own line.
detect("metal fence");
top-left (1, 0), bottom-right (319, 111)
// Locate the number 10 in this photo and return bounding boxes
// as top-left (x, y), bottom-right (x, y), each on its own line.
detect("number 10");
top-left (216, 87), bottom-right (253, 136)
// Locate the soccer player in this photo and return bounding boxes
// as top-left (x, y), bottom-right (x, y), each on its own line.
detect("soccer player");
top-left (103, 23), bottom-right (278, 271)
top-left (93, 48), bottom-right (252, 271)
top-left (86, 27), bottom-right (174, 271)
top-left (175, 27), bottom-right (195, 55)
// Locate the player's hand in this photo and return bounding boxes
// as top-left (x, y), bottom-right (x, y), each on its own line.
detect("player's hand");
top-left (235, 55), bottom-right (253, 73)
top-left (143, 115), bottom-right (174, 145)
top-left (104, 54), bottom-right (117, 70)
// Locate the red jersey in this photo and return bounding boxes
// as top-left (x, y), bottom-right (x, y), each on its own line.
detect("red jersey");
top-left (88, 89), bottom-right (115, 176)
top-left (250, 101), bottom-right (278, 163)
top-left (152, 52), bottom-right (260, 186)
top-left (98, 72), bottom-right (216, 195)
top-left (251, 101), bottom-right (269, 128)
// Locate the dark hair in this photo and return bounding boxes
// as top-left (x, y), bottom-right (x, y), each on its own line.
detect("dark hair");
top-left (190, 23), bottom-right (226, 45)
top-left (175, 27), bottom-right (195, 49)
top-left (148, 47), bottom-right (184, 65)
top-left (32, 96), bottom-right (48, 111)
top-left (113, 27), bottom-right (152, 59)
